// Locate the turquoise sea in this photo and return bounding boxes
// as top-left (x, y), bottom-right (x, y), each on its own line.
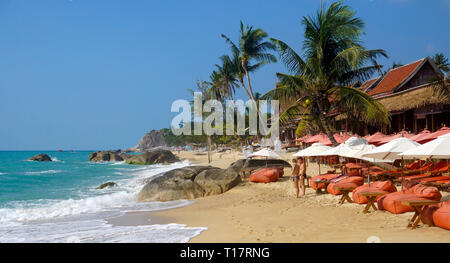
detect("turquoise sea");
top-left (0, 151), bottom-right (205, 243)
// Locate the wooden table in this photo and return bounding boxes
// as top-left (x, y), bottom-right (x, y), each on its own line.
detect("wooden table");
top-left (401, 200), bottom-right (440, 229)
top-left (337, 186), bottom-right (355, 204)
top-left (359, 191), bottom-right (385, 213)
top-left (314, 179), bottom-right (330, 194)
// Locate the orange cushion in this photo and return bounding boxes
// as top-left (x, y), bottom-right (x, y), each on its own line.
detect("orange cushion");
top-left (410, 184), bottom-right (442, 200)
top-left (249, 168), bottom-right (280, 183)
top-left (433, 201), bottom-right (450, 231)
top-left (352, 181), bottom-right (397, 204)
top-left (310, 173), bottom-right (339, 190)
top-left (381, 193), bottom-right (427, 214)
top-left (327, 177), bottom-right (364, 195)
top-left (379, 185), bottom-right (442, 214)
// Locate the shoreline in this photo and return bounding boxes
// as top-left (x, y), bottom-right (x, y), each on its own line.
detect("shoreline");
top-left (149, 150), bottom-right (450, 243)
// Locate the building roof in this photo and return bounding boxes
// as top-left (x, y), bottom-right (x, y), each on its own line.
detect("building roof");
top-left (368, 58), bottom-right (425, 97)
top-left (358, 77), bottom-right (381, 93)
top-left (376, 83), bottom-right (449, 113)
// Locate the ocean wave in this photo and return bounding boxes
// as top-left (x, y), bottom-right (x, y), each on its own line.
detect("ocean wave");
top-left (0, 219), bottom-right (206, 243)
top-left (110, 161), bottom-right (126, 165)
top-left (1, 161), bottom-right (191, 223)
top-left (0, 172), bottom-right (7, 175)
top-left (0, 160), bottom-right (200, 243)
top-left (25, 170), bottom-right (63, 175)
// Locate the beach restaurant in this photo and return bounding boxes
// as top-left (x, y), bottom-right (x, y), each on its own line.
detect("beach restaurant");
top-left (280, 57), bottom-right (449, 143)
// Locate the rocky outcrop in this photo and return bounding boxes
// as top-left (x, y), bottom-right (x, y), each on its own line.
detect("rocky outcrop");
top-left (137, 165), bottom-right (241, 202)
top-left (194, 168), bottom-right (242, 196)
top-left (89, 151), bottom-right (126, 162)
top-left (127, 130), bottom-right (167, 152)
top-left (96, 182), bottom-right (117, 189)
top-left (124, 150), bottom-right (179, 165)
top-left (89, 149), bottom-right (179, 165)
top-left (29, 154), bottom-right (52, 162)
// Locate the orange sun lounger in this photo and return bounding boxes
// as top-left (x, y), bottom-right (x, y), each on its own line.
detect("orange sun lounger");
top-left (402, 162), bottom-right (450, 188)
top-left (352, 181), bottom-right (397, 204)
top-left (326, 176), bottom-right (364, 195)
top-left (249, 167), bottom-right (281, 183)
top-left (377, 184), bottom-right (442, 214)
top-left (433, 201), bottom-right (450, 230)
top-left (310, 173), bottom-right (340, 190)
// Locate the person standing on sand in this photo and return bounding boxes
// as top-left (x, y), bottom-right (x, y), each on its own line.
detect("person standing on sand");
top-left (298, 157), bottom-right (306, 197)
top-left (291, 158), bottom-right (301, 198)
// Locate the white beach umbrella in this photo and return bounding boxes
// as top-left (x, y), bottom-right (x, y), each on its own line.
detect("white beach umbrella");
top-left (399, 135), bottom-right (450, 159)
top-left (293, 143), bottom-right (332, 157)
top-left (250, 148), bottom-right (282, 159)
top-left (317, 137), bottom-right (366, 156)
top-left (250, 147), bottom-right (283, 167)
top-left (317, 137), bottom-right (366, 158)
top-left (439, 133), bottom-right (450, 139)
top-left (362, 137), bottom-right (420, 161)
top-left (348, 144), bottom-right (392, 163)
top-left (363, 137), bottom-right (420, 190)
top-left (293, 143), bottom-right (332, 174)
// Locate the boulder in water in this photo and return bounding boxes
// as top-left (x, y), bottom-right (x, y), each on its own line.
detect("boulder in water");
top-left (137, 165), bottom-right (241, 202)
top-left (124, 150), bottom-right (179, 165)
top-left (96, 182), bottom-right (117, 189)
top-left (29, 154), bottom-right (52, 162)
top-left (89, 151), bottom-right (126, 162)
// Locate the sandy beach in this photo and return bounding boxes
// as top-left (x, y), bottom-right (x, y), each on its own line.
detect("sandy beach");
top-left (148, 150), bottom-right (450, 243)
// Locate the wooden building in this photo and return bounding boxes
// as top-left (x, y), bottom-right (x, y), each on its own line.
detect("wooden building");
top-left (363, 57), bottom-right (448, 134)
top-left (279, 57), bottom-right (449, 142)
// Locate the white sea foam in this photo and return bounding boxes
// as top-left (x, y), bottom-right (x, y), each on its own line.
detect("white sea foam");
top-left (25, 170), bottom-right (63, 175)
top-left (2, 161), bottom-right (191, 223)
top-left (0, 220), bottom-right (206, 243)
top-left (0, 172), bottom-right (6, 175)
top-left (51, 157), bottom-right (64, 162)
top-left (0, 160), bottom-right (200, 243)
top-left (110, 161), bottom-right (126, 165)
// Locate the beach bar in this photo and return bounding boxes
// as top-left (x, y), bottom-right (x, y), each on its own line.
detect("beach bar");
top-left (280, 57), bottom-right (450, 143)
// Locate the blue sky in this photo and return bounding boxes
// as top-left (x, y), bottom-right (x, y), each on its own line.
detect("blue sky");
top-left (0, 0), bottom-right (449, 150)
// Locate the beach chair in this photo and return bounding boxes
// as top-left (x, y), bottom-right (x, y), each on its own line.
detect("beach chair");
top-left (376, 184), bottom-right (442, 214)
top-left (401, 162), bottom-right (450, 188)
top-left (326, 176), bottom-right (364, 195)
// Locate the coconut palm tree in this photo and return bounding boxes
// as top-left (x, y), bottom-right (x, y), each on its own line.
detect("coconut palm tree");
top-left (218, 49), bottom-right (265, 101)
top-left (222, 21), bottom-right (277, 101)
top-left (263, 1), bottom-right (389, 145)
top-left (432, 53), bottom-right (450, 74)
top-left (430, 53), bottom-right (450, 103)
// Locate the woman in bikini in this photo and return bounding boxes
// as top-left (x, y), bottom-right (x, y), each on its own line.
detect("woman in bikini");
top-left (291, 158), bottom-right (301, 198)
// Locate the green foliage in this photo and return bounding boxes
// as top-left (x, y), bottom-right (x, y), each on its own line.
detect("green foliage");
top-left (222, 21), bottom-right (277, 100)
top-left (432, 53), bottom-right (450, 74)
top-left (263, 1), bottom-right (389, 144)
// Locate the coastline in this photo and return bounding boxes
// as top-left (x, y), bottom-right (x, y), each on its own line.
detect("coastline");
top-left (151, 150), bottom-right (450, 243)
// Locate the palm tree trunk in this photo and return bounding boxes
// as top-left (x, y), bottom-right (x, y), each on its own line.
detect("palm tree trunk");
top-left (207, 135), bottom-right (212, 163)
top-left (242, 62), bottom-right (255, 101)
top-left (239, 78), bottom-right (253, 101)
top-left (316, 101), bottom-right (338, 146)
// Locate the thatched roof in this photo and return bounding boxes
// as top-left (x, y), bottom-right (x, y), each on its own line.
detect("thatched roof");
top-left (377, 83), bottom-right (449, 112)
